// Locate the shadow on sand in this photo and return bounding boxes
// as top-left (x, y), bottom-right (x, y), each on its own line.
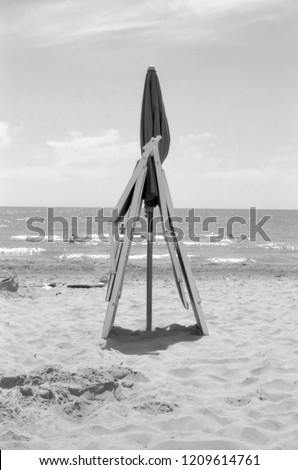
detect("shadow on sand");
top-left (103, 323), bottom-right (203, 355)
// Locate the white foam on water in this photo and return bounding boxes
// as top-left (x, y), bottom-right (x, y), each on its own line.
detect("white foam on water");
top-left (0, 247), bottom-right (46, 255)
top-left (256, 242), bottom-right (298, 251)
top-left (58, 253), bottom-right (110, 260)
top-left (183, 238), bottom-right (233, 246)
top-left (217, 239), bottom-right (234, 245)
top-left (58, 252), bottom-right (171, 261)
top-left (125, 254), bottom-right (147, 260)
top-left (208, 257), bottom-right (247, 264)
top-left (129, 253), bottom-right (170, 260)
top-left (11, 234), bottom-right (63, 242)
top-left (184, 241), bottom-right (203, 246)
top-left (11, 235), bottom-right (31, 240)
top-left (44, 235), bottom-right (63, 242)
top-left (83, 239), bottom-right (102, 246)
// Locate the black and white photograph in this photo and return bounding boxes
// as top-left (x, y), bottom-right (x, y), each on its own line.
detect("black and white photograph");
top-left (1, 0), bottom-right (298, 457)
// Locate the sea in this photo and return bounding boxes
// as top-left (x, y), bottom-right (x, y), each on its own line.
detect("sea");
top-left (1, 207), bottom-right (298, 267)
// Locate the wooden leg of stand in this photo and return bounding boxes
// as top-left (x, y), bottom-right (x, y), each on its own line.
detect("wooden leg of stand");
top-left (162, 171), bottom-right (209, 336)
top-left (105, 235), bottom-right (122, 302)
top-left (146, 207), bottom-right (153, 331)
top-left (152, 148), bottom-right (189, 309)
top-left (102, 161), bottom-right (147, 339)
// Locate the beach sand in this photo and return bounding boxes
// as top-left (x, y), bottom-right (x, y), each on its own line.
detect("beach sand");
top-left (0, 256), bottom-right (298, 449)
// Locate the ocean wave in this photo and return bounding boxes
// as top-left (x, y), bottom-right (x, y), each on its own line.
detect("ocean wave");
top-left (5, 210), bottom-right (17, 215)
top-left (11, 235), bottom-right (37, 241)
top-left (58, 253), bottom-right (171, 261)
top-left (207, 257), bottom-right (256, 264)
top-left (183, 238), bottom-right (233, 246)
top-left (129, 253), bottom-right (170, 260)
top-left (137, 236), bottom-right (234, 246)
top-left (44, 235), bottom-right (63, 242)
top-left (256, 242), bottom-right (298, 251)
top-left (202, 232), bottom-right (218, 237)
top-left (0, 247), bottom-right (46, 255)
top-left (11, 234), bottom-right (63, 242)
top-left (58, 253), bottom-right (110, 260)
top-left (11, 233), bottom-right (115, 243)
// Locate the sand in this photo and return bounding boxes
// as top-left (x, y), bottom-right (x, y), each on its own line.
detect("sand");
top-left (1, 257), bottom-right (298, 449)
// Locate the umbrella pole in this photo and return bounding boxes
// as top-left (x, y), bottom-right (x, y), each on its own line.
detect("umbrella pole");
top-left (146, 206), bottom-right (153, 331)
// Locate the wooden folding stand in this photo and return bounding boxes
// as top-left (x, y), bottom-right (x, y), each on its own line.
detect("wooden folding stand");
top-left (102, 137), bottom-right (209, 339)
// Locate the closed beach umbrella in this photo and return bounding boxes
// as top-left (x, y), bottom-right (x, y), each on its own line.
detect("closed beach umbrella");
top-left (140, 66), bottom-right (170, 206)
top-left (140, 66), bottom-right (170, 329)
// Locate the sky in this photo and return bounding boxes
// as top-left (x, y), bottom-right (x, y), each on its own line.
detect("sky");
top-left (0, 0), bottom-right (297, 209)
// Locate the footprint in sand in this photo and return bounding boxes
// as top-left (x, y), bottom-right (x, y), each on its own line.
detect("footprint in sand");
top-left (240, 376), bottom-right (259, 386)
top-left (224, 396), bottom-right (251, 407)
top-left (241, 426), bottom-right (269, 446)
top-left (134, 401), bottom-right (177, 415)
top-left (256, 390), bottom-right (292, 403)
top-left (168, 367), bottom-right (196, 379)
top-left (250, 361), bottom-right (272, 376)
top-left (0, 431), bottom-right (30, 442)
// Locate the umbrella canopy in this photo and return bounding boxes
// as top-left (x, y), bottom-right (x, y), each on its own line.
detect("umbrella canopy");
top-left (140, 66), bottom-right (170, 207)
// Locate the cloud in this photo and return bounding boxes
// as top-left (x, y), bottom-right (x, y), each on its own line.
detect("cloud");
top-left (177, 132), bottom-right (214, 146)
top-left (0, 0), bottom-right (293, 47)
top-left (0, 166), bottom-right (64, 181)
top-left (200, 168), bottom-right (264, 181)
top-left (166, 132), bottom-right (221, 172)
top-left (269, 150), bottom-right (298, 167)
top-left (46, 129), bottom-right (138, 172)
top-left (0, 122), bottom-right (12, 149)
top-left (0, 0), bottom-right (159, 46)
top-left (48, 129), bottom-right (119, 150)
top-left (167, 133), bottom-right (298, 187)
top-left (0, 126), bottom-right (141, 205)
top-left (199, 164), bottom-right (298, 183)
top-left (0, 128), bottom-right (139, 184)
top-left (150, 0), bottom-right (272, 16)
